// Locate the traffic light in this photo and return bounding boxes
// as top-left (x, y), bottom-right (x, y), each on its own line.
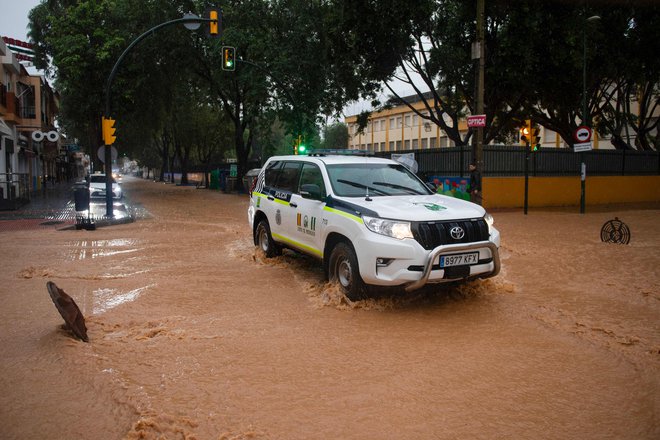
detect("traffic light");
top-left (520, 119), bottom-right (532, 145)
top-left (207, 8), bottom-right (221, 37)
top-left (222, 46), bottom-right (235, 71)
top-left (298, 142), bottom-right (307, 155)
top-left (102, 117), bottom-right (116, 145)
top-left (530, 127), bottom-right (541, 151)
top-left (293, 135), bottom-right (301, 155)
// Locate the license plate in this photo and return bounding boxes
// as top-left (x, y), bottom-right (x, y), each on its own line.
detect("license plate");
top-left (439, 252), bottom-right (479, 268)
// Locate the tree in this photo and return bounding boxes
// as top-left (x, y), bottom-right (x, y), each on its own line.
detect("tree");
top-left (322, 122), bottom-right (349, 149)
top-left (29, 0), bottom-right (203, 165)
top-left (369, 0), bottom-right (659, 151)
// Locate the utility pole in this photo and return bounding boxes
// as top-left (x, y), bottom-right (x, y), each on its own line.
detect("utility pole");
top-left (475, 0), bottom-right (485, 169)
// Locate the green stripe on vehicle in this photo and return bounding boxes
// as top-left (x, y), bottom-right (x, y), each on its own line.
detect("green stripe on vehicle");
top-left (323, 206), bottom-right (363, 224)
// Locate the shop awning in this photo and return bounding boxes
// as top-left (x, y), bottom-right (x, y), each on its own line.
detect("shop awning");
top-left (0, 119), bottom-right (12, 137)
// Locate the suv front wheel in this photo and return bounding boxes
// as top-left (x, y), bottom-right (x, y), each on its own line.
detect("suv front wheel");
top-left (328, 242), bottom-right (366, 301)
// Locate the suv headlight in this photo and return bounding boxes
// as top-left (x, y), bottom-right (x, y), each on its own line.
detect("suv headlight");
top-left (363, 216), bottom-right (413, 240)
top-left (484, 212), bottom-right (494, 232)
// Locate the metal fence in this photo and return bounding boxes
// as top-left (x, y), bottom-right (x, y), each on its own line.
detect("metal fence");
top-left (374, 146), bottom-right (660, 178)
top-left (0, 173), bottom-right (30, 210)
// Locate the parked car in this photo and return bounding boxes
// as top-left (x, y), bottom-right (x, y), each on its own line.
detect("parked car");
top-left (88, 173), bottom-right (122, 199)
top-left (247, 153), bottom-right (501, 300)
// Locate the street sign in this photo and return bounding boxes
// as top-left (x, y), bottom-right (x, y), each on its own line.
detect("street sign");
top-left (574, 126), bottom-right (592, 143)
top-left (97, 145), bottom-right (118, 163)
top-left (573, 142), bottom-right (592, 152)
top-left (467, 114), bottom-right (486, 128)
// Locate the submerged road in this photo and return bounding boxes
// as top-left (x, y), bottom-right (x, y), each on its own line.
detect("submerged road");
top-left (1, 176), bottom-right (658, 439)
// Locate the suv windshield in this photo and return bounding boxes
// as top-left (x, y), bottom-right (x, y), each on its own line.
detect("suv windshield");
top-left (326, 163), bottom-right (431, 197)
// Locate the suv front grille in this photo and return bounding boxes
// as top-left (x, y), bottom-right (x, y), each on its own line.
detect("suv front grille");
top-left (412, 219), bottom-right (489, 250)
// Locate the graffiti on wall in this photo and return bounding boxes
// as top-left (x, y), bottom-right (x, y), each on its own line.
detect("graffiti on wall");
top-left (428, 176), bottom-right (471, 201)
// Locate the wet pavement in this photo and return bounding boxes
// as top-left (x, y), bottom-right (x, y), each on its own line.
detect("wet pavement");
top-left (0, 179), bottom-right (135, 231)
top-left (1, 177), bottom-right (658, 439)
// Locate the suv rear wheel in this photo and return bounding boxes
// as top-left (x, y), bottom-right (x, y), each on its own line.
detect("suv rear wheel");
top-left (328, 242), bottom-right (366, 301)
top-left (256, 219), bottom-right (281, 258)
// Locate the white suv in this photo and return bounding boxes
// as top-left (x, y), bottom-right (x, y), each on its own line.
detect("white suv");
top-left (248, 153), bottom-right (500, 300)
top-left (88, 173), bottom-right (122, 199)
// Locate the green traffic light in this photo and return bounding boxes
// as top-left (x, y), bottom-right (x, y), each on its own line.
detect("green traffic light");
top-left (298, 144), bottom-right (306, 154)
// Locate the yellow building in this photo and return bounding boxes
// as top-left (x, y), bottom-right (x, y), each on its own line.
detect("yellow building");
top-left (345, 95), bottom-right (468, 152)
top-left (344, 92), bottom-right (653, 151)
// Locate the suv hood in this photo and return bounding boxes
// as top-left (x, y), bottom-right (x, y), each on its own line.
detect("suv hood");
top-left (346, 194), bottom-right (485, 222)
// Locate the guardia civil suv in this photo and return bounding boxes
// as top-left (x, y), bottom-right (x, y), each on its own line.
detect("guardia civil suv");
top-left (248, 153), bottom-right (500, 300)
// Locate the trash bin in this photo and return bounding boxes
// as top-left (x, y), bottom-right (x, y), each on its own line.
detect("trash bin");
top-left (226, 177), bottom-right (238, 192)
top-left (73, 182), bottom-right (90, 211)
top-left (209, 169), bottom-right (220, 190)
top-left (243, 168), bottom-right (261, 193)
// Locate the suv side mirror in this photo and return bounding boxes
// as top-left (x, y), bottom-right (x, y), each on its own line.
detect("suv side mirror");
top-left (300, 184), bottom-right (323, 201)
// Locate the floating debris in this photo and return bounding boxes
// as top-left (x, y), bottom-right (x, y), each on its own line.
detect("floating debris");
top-left (46, 281), bottom-right (89, 342)
top-left (600, 217), bottom-right (631, 244)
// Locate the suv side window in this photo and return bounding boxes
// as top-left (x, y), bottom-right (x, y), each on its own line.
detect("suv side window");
top-left (274, 161), bottom-right (302, 192)
top-left (264, 160), bottom-right (283, 187)
top-left (298, 163), bottom-right (325, 197)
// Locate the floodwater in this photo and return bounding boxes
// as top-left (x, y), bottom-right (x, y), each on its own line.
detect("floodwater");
top-left (1, 177), bottom-right (658, 440)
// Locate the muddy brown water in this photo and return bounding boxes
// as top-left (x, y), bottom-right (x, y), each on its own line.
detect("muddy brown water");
top-left (1, 177), bottom-right (658, 439)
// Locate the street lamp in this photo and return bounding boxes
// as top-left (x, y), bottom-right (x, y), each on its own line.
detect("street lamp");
top-left (582, 15), bottom-right (601, 125)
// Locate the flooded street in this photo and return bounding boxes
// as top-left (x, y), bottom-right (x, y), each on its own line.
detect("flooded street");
top-left (1, 177), bottom-right (658, 439)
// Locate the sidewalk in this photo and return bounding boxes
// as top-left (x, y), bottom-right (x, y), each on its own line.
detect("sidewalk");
top-left (0, 180), bottom-right (133, 230)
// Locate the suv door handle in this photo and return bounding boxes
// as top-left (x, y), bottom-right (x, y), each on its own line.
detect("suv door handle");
top-left (289, 202), bottom-right (298, 208)
top-left (267, 196), bottom-right (274, 201)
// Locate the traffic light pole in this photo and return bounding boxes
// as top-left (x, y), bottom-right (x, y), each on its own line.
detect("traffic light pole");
top-left (524, 143), bottom-right (530, 215)
top-left (102, 15), bottom-right (214, 217)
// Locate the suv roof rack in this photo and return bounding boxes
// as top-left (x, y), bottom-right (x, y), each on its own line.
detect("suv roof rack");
top-left (307, 149), bottom-right (374, 157)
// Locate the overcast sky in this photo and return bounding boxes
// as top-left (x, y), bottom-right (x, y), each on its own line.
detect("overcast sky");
top-left (0, 0), bottom-right (41, 42)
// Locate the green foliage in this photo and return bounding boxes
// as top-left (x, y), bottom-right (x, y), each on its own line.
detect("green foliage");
top-left (322, 122), bottom-right (349, 149)
top-left (386, 0), bottom-right (659, 150)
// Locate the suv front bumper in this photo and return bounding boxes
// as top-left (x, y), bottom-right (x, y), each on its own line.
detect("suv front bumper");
top-left (403, 241), bottom-right (500, 291)
top-left (353, 232), bottom-right (500, 292)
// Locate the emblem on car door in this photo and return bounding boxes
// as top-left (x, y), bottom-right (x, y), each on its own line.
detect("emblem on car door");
top-left (276, 209), bottom-right (281, 225)
top-left (450, 226), bottom-right (465, 240)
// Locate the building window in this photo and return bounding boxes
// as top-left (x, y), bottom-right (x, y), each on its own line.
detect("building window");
top-left (404, 140), bottom-right (410, 149)
top-left (412, 114), bottom-right (418, 126)
top-left (396, 117), bottom-right (402, 128)
top-left (422, 138), bottom-right (428, 149)
top-left (430, 137), bottom-right (437, 148)
top-left (380, 142), bottom-right (386, 151)
top-left (440, 136), bottom-right (448, 147)
top-left (389, 118), bottom-right (395, 129)
top-left (543, 128), bottom-right (554, 143)
top-left (396, 140), bottom-right (402, 150)
top-left (389, 141), bottom-right (394, 151)
top-left (405, 115), bottom-right (411, 127)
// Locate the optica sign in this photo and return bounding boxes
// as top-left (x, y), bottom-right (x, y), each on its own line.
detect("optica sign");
top-left (467, 114), bottom-right (486, 128)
